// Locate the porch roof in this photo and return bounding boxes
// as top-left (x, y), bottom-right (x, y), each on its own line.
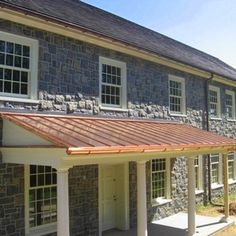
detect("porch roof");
top-left (1, 112), bottom-right (236, 156)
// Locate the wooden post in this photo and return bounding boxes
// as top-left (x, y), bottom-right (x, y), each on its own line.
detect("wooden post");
top-left (188, 157), bottom-right (196, 236)
top-left (57, 168), bottom-right (70, 236)
top-left (222, 153), bottom-right (229, 222)
top-left (137, 161), bottom-right (148, 236)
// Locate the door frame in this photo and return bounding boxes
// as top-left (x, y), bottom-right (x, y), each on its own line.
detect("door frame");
top-left (98, 162), bottom-right (129, 236)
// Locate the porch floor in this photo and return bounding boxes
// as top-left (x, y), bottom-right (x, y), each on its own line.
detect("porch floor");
top-left (103, 212), bottom-right (234, 236)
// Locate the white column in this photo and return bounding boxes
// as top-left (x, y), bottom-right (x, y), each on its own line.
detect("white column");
top-left (57, 168), bottom-right (70, 236)
top-left (188, 157), bottom-right (196, 236)
top-left (137, 161), bottom-right (148, 236)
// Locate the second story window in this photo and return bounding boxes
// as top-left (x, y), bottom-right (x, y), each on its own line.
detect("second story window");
top-left (99, 57), bottom-right (127, 109)
top-left (209, 86), bottom-right (221, 118)
top-left (168, 75), bottom-right (186, 115)
top-left (0, 31), bottom-right (38, 100)
top-left (225, 90), bottom-right (235, 119)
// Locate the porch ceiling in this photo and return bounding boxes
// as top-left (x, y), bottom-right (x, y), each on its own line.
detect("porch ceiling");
top-left (1, 112), bottom-right (236, 156)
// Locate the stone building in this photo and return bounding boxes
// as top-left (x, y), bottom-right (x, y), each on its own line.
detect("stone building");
top-left (0, 1), bottom-right (236, 236)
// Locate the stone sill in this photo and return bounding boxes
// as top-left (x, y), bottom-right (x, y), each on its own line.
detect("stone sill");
top-left (195, 190), bottom-right (204, 195)
top-left (169, 113), bottom-right (187, 117)
top-left (151, 198), bottom-right (172, 207)
top-left (0, 96), bottom-right (39, 104)
top-left (229, 179), bottom-right (236, 185)
top-left (99, 106), bottom-right (128, 112)
top-left (26, 223), bottom-right (56, 236)
top-left (227, 119), bottom-right (236, 122)
top-left (211, 184), bottom-right (223, 190)
top-left (210, 117), bottom-right (222, 121)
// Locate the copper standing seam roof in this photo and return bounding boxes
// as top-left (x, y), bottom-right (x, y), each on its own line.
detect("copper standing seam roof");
top-left (1, 112), bottom-right (236, 155)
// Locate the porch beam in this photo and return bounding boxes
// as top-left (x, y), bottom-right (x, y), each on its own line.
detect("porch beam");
top-left (188, 157), bottom-right (196, 236)
top-left (137, 161), bottom-right (148, 236)
top-left (57, 167), bottom-right (70, 236)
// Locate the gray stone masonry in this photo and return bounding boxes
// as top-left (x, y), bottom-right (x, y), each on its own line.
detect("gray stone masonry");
top-left (0, 19), bottom-right (236, 235)
top-left (0, 153), bottom-right (25, 236)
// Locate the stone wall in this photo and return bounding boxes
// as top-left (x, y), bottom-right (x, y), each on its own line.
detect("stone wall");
top-left (0, 154), bottom-right (25, 236)
top-left (0, 19), bottom-right (236, 235)
top-left (69, 165), bottom-right (99, 236)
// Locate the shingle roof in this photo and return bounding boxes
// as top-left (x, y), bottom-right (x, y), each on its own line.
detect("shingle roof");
top-left (2, 112), bottom-right (236, 155)
top-left (1, 0), bottom-right (236, 80)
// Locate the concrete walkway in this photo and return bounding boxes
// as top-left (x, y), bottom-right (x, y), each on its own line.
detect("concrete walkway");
top-left (103, 212), bottom-right (234, 236)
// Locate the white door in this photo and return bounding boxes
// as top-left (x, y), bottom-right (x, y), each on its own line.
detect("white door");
top-left (101, 165), bottom-right (117, 231)
top-left (100, 164), bottom-right (129, 233)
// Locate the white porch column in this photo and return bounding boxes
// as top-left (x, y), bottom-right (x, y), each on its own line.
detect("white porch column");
top-left (222, 153), bottom-right (229, 221)
top-left (188, 157), bottom-right (196, 236)
top-left (57, 168), bottom-right (70, 236)
top-left (137, 161), bottom-right (148, 236)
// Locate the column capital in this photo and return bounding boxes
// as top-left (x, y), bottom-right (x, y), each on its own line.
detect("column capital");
top-left (136, 160), bottom-right (147, 164)
top-left (57, 167), bottom-right (70, 173)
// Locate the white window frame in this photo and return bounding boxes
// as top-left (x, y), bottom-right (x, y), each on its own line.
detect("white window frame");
top-left (168, 75), bottom-right (186, 115)
top-left (228, 152), bottom-right (236, 183)
top-left (225, 90), bottom-right (235, 120)
top-left (209, 85), bottom-right (221, 118)
top-left (194, 156), bottom-right (203, 192)
top-left (210, 153), bottom-right (223, 188)
top-left (99, 56), bottom-right (127, 109)
top-left (24, 165), bottom-right (57, 236)
top-left (0, 31), bottom-right (38, 101)
top-left (151, 158), bottom-right (171, 206)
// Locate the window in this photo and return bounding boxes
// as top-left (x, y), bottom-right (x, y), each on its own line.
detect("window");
top-left (168, 75), bottom-right (186, 114)
top-left (99, 57), bottom-right (127, 109)
top-left (210, 153), bottom-right (222, 185)
top-left (228, 152), bottom-right (236, 181)
top-left (194, 156), bottom-right (203, 191)
top-left (151, 159), bottom-right (171, 204)
top-left (0, 31), bottom-right (38, 100)
top-left (25, 165), bottom-right (57, 235)
top-left (225, 90), bottom-right (235, 119)
top-left (209, 86), bottom-right (221, 118)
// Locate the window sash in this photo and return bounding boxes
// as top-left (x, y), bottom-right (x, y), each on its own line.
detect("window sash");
top-left (99, 57), bottom-right (126, 108)
top-left (27, 165), bottom-right (57, 231)
top-left (151, 159), bottom-right (167, 199)
top-left (168, 76), bottom-right (185, 114)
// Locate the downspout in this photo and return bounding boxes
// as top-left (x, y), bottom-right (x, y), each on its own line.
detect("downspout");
top-left (205, 74), bottom-right (223, 206)
top-left (204, 73), bottom-right (213, 204)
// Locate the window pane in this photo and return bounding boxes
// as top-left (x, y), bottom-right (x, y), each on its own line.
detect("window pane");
top-left (6, 54), bottom-right (13, 66)
top-left (0, 41), bottom-right (5, 52)
top-left (15, 44), bottom-right (22, 55)
top-left (23, 46), bottom-right (30, 57)
top-left (6, 42), bottom-right (13, 53)
top-left (0, 53), bottom-right (5, 64)
top-left (14, 56), bottom-right (22, 67)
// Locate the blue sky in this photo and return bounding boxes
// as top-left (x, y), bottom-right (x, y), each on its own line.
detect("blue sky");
top-left (82, 0), bottom-right (236, 68)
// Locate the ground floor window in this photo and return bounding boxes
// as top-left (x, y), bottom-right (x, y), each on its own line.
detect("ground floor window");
top-left (25, 165), bottom-right (57, 235)
top-left (151, 158), bottom-right (171, 204)
top-left (210, 153), bottom-right (222, 185)
top-left (228, 152), bottom-right (236, 181)
top-left (194, 156), bottom-right (203, 191)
